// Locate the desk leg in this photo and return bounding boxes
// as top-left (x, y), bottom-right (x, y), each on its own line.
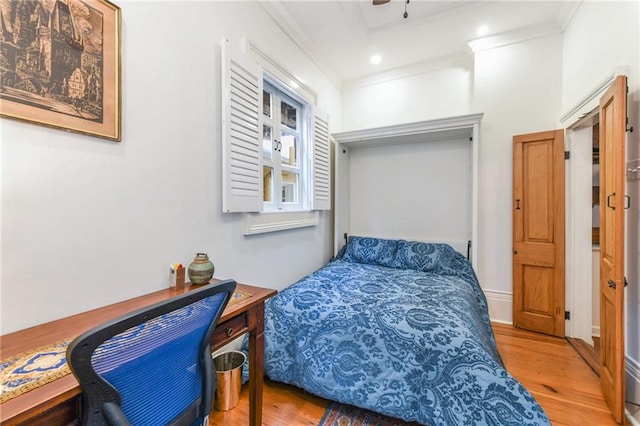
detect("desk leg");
top-left (248, 303), bottom-right (265, 426)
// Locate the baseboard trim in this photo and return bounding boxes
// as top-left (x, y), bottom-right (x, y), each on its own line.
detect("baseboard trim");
top-left (484, 289), bottom-right (513, 324)
top-left (627, 355), bottom-right (640, 406)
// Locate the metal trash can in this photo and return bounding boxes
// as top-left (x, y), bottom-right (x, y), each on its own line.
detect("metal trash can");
top-left (213, 350), bottom-right (246, 411)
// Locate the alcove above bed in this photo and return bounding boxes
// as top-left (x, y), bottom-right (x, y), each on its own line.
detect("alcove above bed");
top-left (332, 113), bottom-right (483, 269)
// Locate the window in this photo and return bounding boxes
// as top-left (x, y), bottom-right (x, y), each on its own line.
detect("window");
top-left (221, 38), bottom-right (330, 230)
top-left (262, 81), bottom-right (306, 211)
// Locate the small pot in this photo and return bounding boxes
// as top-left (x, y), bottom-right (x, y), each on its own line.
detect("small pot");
top-left (188, 253), bottom-right (215, 285)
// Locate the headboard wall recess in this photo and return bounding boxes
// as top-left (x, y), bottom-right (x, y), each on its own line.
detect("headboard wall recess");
top-left (332, 113), bottom-right (483, 270)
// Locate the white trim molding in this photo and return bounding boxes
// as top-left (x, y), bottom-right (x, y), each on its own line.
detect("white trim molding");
top-left (559, 66), bottom-right (630, 126)
top-left (342, 53), bottom-right (473, 91)
top-left (627, 355), bottom-right (640, 407)
top-left (251, 3), bottom-right (341, 88)
top-left (484, 289), bottom-right (513, 325)
top-left (468, 21), bottom-right (562, 54)
top-left (332, 113), bottom-right (483, 149)
top-left (243, 211), bottom-right (319, 235)
top-left (247, 40), bottom-right (318, 107)
top-left (332, 113), bottom-right (483, 270)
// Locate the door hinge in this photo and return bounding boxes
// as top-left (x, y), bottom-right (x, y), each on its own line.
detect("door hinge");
top-left (565, 311), bottom-right (570, 320)
top-left (625, 277), bottom-right (628, 287)
top-left (564, 151), bottom-right (570, 160)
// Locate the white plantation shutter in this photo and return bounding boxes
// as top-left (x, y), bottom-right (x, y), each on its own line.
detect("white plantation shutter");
top-left (221, 38), bottom-right (263, 212)
top-left (311, 112), bottom-right (331, 210)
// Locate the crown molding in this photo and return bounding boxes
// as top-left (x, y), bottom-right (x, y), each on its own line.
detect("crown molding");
top-left (342, 52), bottom-right (473, 91)
top-left (332, 113), bottom-right (483, 149)
top-left (467, 21), bottom-right (563, 54)
top-left (555, 0), bottom-right (582, 30)
top-left (257, 1), bottom-right (342, 88)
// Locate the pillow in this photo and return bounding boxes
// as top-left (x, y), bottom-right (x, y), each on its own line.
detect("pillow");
top-left (341, 236), bottom-right (398, 267)
top-left (331, 244), bottom-right (347, 261)
top-left (391, 240), bottom-right (458, 272)
top-left (432, 250), bottom-right (477, 281)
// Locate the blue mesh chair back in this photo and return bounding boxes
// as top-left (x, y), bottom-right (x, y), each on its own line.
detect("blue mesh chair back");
top-left (66, 280), bottom-right (237, 426)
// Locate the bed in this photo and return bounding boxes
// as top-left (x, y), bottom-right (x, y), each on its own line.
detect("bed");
top-left (255, 236), bottom-right (550, 425)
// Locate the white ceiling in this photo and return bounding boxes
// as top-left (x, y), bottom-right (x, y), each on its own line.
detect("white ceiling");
top-left (260, 0), bottom-right (581, 84)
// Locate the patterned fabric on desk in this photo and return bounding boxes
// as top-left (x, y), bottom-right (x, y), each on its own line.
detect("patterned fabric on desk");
top-left (0, 339), bottom-right (72, 403)
top-left (0, 290), bottom-right (251, 403)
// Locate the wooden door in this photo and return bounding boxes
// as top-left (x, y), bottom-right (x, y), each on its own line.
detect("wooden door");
top-left (513, 130), bottom-right (565, 337)
top-left (598, 75), bottom-right (626, 424)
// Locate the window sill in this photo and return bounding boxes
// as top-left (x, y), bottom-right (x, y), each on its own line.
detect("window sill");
top-left (243, 210), bottom-right (319, 235)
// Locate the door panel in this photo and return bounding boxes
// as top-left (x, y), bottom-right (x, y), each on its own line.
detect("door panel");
top-left (523, 266), bottom-right (553, 314)
top-left (513, 130), bottom-right (565, 337)
top-left (524, 142), bottom-right (553, 242)
top-left (599, 75), bottom-right (626, 424)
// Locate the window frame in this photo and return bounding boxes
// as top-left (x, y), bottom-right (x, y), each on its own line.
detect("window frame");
top-left (261, 78), bottom-right (309, 212)
top-left (222, 38), bottom-right (330, 235)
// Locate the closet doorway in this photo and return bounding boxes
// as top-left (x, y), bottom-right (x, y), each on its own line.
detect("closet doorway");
top-left (565, 75), bottom-right (628, 423)
top-left (565, 117), bottom-right (601, 368)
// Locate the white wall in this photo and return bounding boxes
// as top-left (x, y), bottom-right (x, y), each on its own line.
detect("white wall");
top-left (0, 1), bottom-right (341, 334)
top-left (562, 0), bottom-right (640, 406)
top-left (348, 138), bottom-right (472, 246)
top-left (341, 62), bottom-right (472, 131)
top-left (562, 1), bottom-right (639, 113)
top-left (592, 247), bottom-right (600, 336)
top-left (473, 34), bottom-right (563, 320)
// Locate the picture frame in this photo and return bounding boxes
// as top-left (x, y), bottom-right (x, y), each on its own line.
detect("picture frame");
top-left (0, 0), bottom-right (121, 141)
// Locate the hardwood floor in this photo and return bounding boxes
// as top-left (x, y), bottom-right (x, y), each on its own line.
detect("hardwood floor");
top-left (209, 379), bottom-right (328, 426)
top-left (492, 323), bottom-right (629, 426)
top-left (209, 323), bottom-right (628, 425)
top-left (566, 336), bottom-right (600, 376)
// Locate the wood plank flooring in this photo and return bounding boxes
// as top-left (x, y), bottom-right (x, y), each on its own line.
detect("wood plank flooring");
top-left (209, 323), bottom-right (627, 425)
top-left (566, 336), bottom-right (601, 376)
top-left (492, 323), bottom-right (628, 426)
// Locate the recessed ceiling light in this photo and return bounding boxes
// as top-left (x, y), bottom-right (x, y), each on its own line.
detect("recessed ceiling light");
top-left (476, 25), bottom-right (489, 37)
top-left (370, 54), bottom-right (382, 65)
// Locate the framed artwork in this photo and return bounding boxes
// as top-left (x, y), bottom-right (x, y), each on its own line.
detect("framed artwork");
top-left (0, 0), bottom-right (121, 141)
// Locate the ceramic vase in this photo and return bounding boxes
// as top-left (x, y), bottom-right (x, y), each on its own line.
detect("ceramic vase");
top-left (188, 253), bottom-right (215, 285)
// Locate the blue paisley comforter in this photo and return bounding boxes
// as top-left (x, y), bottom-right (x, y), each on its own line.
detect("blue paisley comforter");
top-left (261, 238), bottom-right (550, 425)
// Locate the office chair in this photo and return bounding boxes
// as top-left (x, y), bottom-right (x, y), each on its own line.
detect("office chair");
top-left (66, 279), bottom-right (237, 426)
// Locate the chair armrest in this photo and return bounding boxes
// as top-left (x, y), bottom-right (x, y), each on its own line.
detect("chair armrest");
top-left (103, 402), bottom-right (132, 426)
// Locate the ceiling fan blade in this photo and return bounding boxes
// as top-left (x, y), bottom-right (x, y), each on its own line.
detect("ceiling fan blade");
top-left (372, 0), bottom-right (390, 5)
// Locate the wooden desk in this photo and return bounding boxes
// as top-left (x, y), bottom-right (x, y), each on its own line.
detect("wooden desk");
top-left (0, 282), bottom-right (276, 426)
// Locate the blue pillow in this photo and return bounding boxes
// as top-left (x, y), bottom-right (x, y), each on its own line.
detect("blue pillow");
top-left (331, 244), bottom-right (347, 262)
top-left (341, 236), bottom-right (398, 267)
top-left (391, 240), bottom-right (457, 272)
